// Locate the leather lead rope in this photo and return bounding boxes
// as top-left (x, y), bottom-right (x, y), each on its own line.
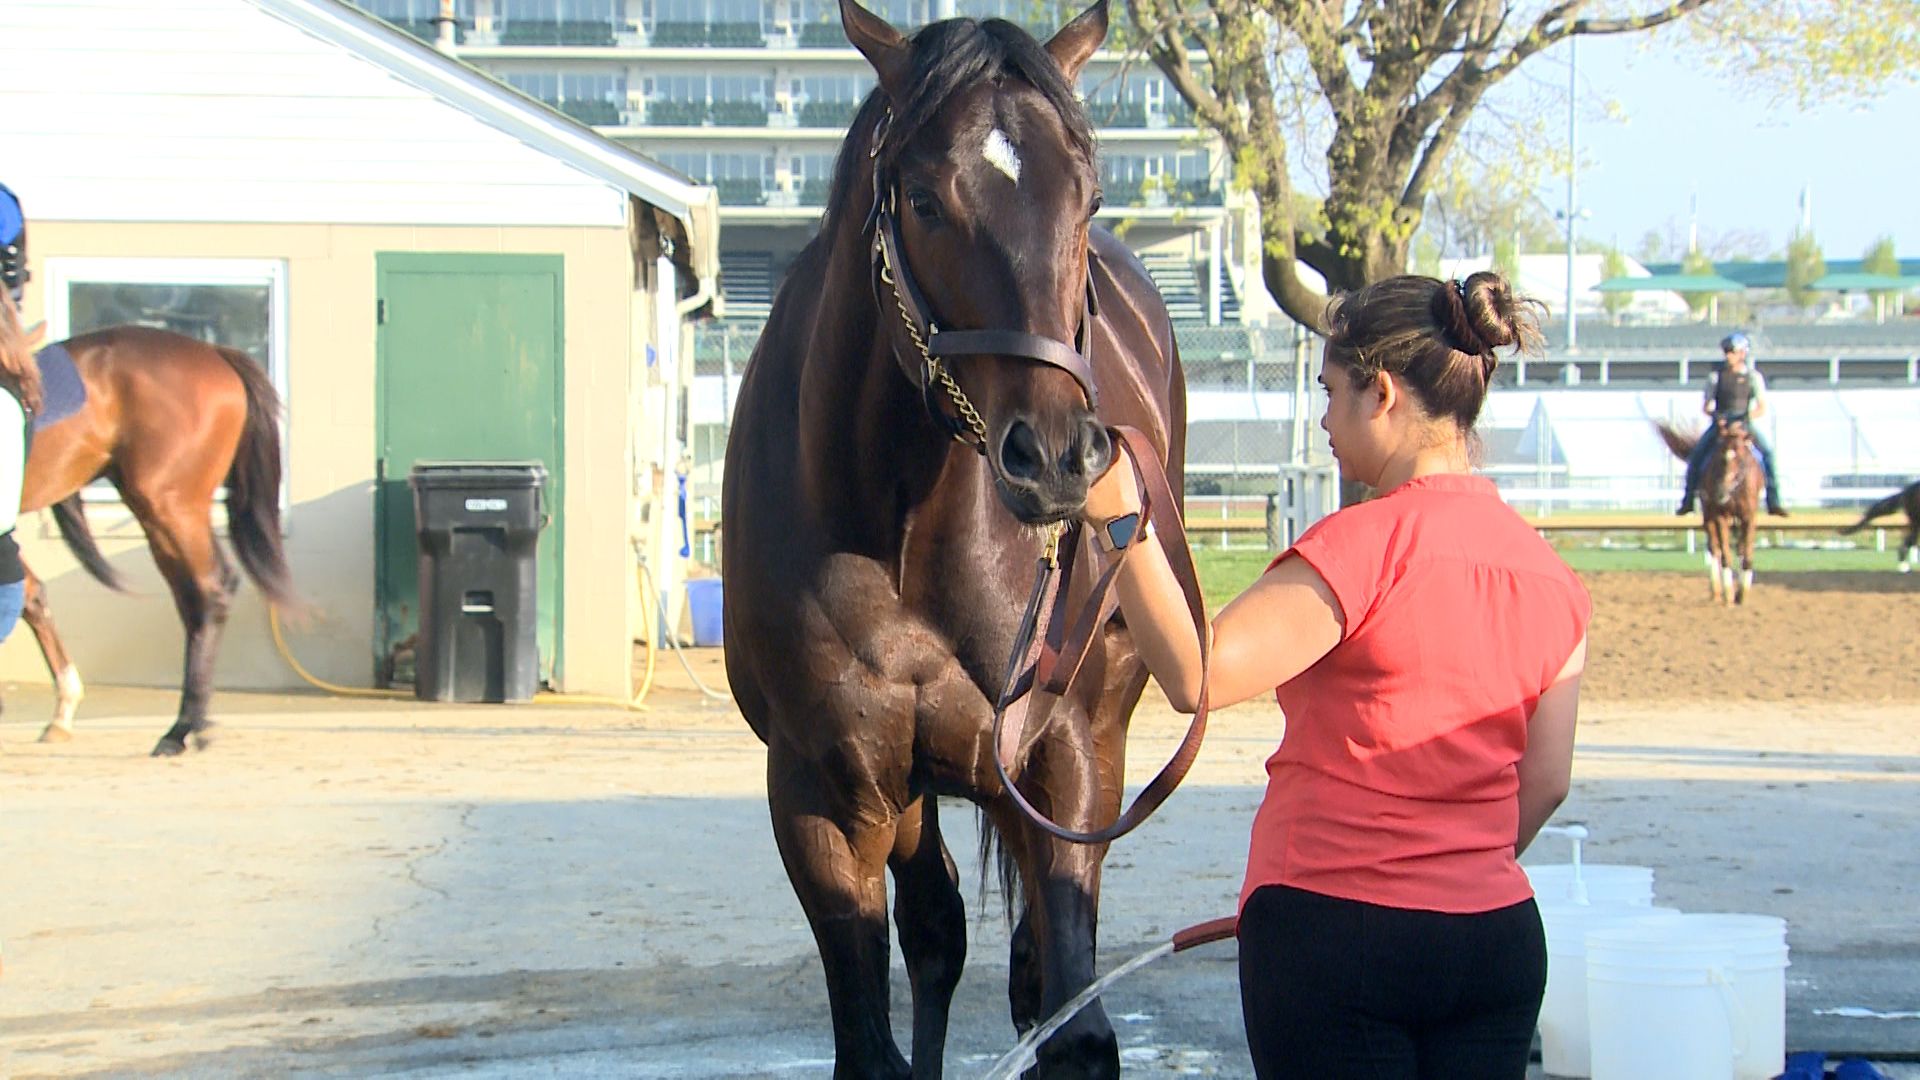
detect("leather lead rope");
top-left (989, 426), bottom-right (1211, 846)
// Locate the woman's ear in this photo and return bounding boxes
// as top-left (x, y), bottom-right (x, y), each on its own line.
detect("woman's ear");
top-left (1369, 370), bottom-right (1397, 420)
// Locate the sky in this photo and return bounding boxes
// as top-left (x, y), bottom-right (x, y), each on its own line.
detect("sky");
top-left (1545, 30), bottom-right (1920, 262)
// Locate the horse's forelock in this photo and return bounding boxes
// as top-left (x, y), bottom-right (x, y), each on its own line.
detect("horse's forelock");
top-left (823, 16), bottom-right (1094, 228)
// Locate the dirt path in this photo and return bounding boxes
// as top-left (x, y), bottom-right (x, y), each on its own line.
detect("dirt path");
top-left (1582, 571), bottom-right (1920, 703)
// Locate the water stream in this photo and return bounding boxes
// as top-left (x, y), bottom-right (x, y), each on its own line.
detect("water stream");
top-left (976, 940), bottom-right (1178, 1080)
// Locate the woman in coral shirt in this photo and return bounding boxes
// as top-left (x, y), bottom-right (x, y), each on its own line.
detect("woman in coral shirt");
top-left (1084, 272), bottom-right (1590, 1078)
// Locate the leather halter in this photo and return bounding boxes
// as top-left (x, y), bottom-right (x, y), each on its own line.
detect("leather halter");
top-left (865, 110), bottom-right (1099, 446)
top-left (863, 111), bottom-right (1209, 848)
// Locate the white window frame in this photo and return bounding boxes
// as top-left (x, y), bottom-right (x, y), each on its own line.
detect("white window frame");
top-left (43, 257), bottom-right (291, 511)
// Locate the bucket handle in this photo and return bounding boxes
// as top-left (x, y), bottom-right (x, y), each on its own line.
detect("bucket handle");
top-left (1710, 964), bottom-right (1750, 1059)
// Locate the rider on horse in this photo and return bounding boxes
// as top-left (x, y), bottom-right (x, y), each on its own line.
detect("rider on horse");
top-left (1, 182), bottom-right (26, 308)
top-left (1677, 331), bottom-right (1787, 517)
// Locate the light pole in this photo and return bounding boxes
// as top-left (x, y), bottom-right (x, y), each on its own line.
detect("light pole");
top-left (1565, 35), bottom-right (1579, 352)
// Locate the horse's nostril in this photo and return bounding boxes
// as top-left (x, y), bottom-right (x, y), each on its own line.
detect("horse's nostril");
top-left (1073, 418), bottom-right (1112, 478)
top-left (1001, 420), bottom-right (1046, 483)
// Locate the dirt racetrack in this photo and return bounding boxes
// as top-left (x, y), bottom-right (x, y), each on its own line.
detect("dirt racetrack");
top-left (1582, 571), bottom-right (1920, 703)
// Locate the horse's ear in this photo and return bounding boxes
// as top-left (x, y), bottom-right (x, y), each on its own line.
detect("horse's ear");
top-left (1044, 0), bottom-right (1108, 82)
top-left (840, 0), bottom-right (912, 102)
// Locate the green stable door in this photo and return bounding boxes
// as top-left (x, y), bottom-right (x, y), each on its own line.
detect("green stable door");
top-left (375, 254), bottom-right (564, 686)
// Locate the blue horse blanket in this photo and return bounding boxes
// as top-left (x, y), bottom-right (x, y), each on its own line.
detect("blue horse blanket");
top-left (31, 341), bottom-right (87, 431)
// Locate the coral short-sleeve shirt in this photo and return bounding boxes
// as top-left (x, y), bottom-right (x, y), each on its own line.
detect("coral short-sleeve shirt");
top-left (1239, 473), bottom-right (1591, 915)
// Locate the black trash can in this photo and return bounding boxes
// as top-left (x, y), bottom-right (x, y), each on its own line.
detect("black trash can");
top-left (410, 461), bottom-right (549, 703)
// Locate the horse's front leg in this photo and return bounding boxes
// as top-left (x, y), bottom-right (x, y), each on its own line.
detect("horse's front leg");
top-left (1738, 515), bottom-right (1757, 604)
top-left (993, 724), bottom-right (1123, 1079)
top-left (889, 794), bottom-right (967, 1079)
top-left (768, 733), bottom-right (913, 1080)
top-left (20, 567), bottom-right (86, 742)
top-left (1720, 515), bottom-right (1735, 599)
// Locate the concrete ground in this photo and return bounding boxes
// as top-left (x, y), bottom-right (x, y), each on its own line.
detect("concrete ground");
top-left (2, 652), bottom-right (1918, 1078)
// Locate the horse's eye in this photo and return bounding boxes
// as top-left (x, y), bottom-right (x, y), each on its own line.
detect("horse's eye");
top-left (906, 189), bottom-right (940, 221)
top-left (1089, 192), bottom-right (1104, 217)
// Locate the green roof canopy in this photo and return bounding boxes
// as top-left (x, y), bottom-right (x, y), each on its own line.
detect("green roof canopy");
top-left (1593, 273), bottom-right (1747, 293)
top-left (1808, 272), bottom-right (1912, 292)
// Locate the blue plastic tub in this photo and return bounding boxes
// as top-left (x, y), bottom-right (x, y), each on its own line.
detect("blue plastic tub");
top-left (686, 578), bottom-right (724, 647)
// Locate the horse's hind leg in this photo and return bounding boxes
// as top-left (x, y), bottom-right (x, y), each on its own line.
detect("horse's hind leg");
top-left (769, 743), bottom-right (912, 1080)
top-left (132, 501), bottom-right (238, 756)
top-left (20, 568), bottom-right (86, 742)
top-left (889, 794), bottom-right (966, 1078)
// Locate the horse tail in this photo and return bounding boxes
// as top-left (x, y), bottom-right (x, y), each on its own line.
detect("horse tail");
top-left (1841, 489), bottom-right (1910, 535)
top-left (215, 346), bottom-right (297, 607)
top-left (1652, 419), bottom-right (1699, 462)
top-left (976, 808), bottom-right (1023, 924)
top-left (50, 493), bottom-right (127, 591)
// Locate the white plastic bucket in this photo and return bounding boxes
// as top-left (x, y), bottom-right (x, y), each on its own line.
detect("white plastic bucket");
top-left (1683, 915), bottom-right (1790, 1080)
top-left (1538, 903), bottom-right (1681, 1077)
top-left (1526, 863), bottom-right (1656, 907)
top-left (1586, 918), bottom-right (1763, 1080)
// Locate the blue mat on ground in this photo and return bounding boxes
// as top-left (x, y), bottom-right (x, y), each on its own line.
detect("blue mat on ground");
top-left (32, 342), bottom-right (87, 431)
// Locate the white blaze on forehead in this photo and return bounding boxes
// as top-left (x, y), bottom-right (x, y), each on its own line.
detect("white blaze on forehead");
top-left (983, 128), bottom-right (1022, 184)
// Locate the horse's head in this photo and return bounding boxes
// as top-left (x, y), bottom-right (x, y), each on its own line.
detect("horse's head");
top-left (0, 286), bottom-right (44, 382)
top-left (842, 0), bottom-right (1113, 524)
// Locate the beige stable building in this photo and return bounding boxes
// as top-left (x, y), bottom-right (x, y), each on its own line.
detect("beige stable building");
top-left (0, 0), bottom-right (719, 699)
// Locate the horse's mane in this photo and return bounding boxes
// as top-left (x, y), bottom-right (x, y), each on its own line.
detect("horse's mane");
top-left (822, 16), bottom-right (1096, 235)
top-left (0, 288), bottom-right (44, 414)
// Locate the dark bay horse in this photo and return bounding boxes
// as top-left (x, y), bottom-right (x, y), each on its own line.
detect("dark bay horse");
top-left (722, 1), bottom-right (1183, 1074)
top-left (0, 291), bottom-right (294, 755)
top-left (1658, 418), bottom-right (1762, 604)
top-left (1841, 478), bottom-right (1920, 573)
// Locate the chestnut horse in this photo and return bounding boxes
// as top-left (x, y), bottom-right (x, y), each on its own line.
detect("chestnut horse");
top-left (721, 1), bottom-right (1182, 1075)
top-left (1658, 418), bottom-right (1762, 604)
top-left (1840, 478), bottom-right (1920, 573)
top-left (0, 290), bottom-right (294, 755)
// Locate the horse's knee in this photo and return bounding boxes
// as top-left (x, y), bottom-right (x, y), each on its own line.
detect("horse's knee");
top-left (893, 876), bottom-right (965, 986)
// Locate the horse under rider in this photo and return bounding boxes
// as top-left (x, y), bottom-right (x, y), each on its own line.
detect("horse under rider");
top-left (1677, 331), bottom-right (1787, 517)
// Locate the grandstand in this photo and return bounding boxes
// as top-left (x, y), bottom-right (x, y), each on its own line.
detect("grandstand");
top-left (1138, 251), bottom-right (1242, 324)
top-left (717, 251), bottom-right (775, 323)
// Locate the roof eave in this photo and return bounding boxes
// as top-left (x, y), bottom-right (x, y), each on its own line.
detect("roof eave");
top-left (250, 0), bottom-right (719, 278)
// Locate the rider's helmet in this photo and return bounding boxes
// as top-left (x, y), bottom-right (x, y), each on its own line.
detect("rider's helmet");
top-left (1720, 331), bottom-right (1752, 356)
top-left (0, 183), bottom-right (25, 307)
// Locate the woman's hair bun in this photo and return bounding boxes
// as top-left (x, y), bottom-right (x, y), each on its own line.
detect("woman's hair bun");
top-left (1456, 271), bottom-right (1543, 356)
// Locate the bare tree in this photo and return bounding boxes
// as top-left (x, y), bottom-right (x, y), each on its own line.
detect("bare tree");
top-left (1122, 0), bottom-right (1917, 328)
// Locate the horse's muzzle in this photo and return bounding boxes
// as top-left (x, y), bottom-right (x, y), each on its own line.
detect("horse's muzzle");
top-left (992, 413), bottom-right (1112, 523)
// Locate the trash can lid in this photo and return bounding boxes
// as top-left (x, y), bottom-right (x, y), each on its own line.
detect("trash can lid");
top-left (409, 460), bottom-right (549, 489)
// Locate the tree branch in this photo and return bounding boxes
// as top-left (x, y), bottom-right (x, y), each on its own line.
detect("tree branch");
top-left (1570, 0), bottom-right (1715, 37)
top-left (1487, 0), bottom-right (1717, 82)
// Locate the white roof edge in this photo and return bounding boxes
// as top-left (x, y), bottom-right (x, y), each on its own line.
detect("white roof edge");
top-left (248, 0), bottom-right (720, 279)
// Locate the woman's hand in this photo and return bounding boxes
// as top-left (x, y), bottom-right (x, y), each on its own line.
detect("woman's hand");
top-left (1082, 436), bottom-right (1141, 524)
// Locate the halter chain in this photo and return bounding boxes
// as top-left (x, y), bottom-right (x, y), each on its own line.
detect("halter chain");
top-left (877, 233), bottom-right (989, 449)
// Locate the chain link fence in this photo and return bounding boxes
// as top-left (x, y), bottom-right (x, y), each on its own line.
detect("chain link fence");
top-left (685, 319), bottom-right (1920, 554)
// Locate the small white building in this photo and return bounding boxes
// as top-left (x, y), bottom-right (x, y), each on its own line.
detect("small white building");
top-left (1442, 253), bottom-right (1692, 322)
top-left (0, 0), bottom-right (719, 698)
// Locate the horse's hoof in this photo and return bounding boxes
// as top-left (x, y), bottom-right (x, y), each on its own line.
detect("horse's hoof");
top-left (38, 724), bottom-right (74, 744)
top-left (151, 736), bottom-right (188, 757)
